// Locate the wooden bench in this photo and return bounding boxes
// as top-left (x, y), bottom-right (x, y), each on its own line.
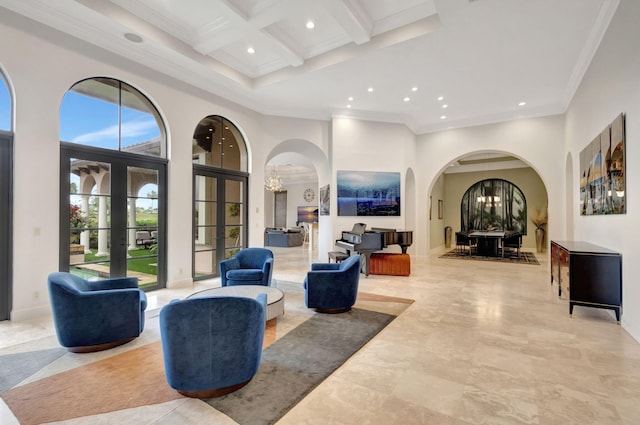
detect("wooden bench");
top-left (369, 253), bottom-right (410, 276)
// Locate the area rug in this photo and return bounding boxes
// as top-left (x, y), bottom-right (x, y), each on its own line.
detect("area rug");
top-left (207, 307), bottom-right (396, 425)
top-left (439, 249), bottom-right (540, 265)
top-left (0, 289), bottom-right (412, 425)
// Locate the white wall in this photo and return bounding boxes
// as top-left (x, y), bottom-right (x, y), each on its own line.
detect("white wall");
top-left (565, 0), bottom-right (640, 340)
top-left (331, 118), bottom-right (416, 253)
top-left (429, 173), bottom-right (446, 249)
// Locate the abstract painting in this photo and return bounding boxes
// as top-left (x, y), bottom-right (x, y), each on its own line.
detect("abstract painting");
top-left (580, 113), bottom-right (625, 215)
top-left (319, 184), bottom-right (330, 215)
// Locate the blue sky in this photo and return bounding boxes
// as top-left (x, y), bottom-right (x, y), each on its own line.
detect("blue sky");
top-left (60, 91), bottom-right (160, 148)
top-left (3, 79), bottom-right (160, 200)
top-left (1, 79), bottom-right (160, 146)
top-left (0, 78), bottom-right (9, 131)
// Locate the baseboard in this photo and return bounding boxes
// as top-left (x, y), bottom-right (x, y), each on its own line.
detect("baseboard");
top-left (621, 316), bottom-right (640, 344)
top-left (10, 304), bottom-right (52, 321)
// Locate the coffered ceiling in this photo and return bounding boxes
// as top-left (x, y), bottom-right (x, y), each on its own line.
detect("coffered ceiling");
top-left (0, 0), bottom-right (619, 135)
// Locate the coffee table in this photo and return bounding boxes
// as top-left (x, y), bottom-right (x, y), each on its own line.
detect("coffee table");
top-left (187, 285), bottom-right (285, 321)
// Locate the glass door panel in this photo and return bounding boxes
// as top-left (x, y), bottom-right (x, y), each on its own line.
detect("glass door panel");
top-left (62, 148), bottom-right (166, 289)
top-left (68, 159), bottom-right (112, 280)
top-left (225, 179), bottom-right (243, 259)
top-left (194, 175), bottom-right (218, 276)
top-left (193, 169), bottom-right (247, 280)
top-left (127, 167), bottom-right (159, 288)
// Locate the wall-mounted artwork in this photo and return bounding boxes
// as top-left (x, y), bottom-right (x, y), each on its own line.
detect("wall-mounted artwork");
top-left (297, 206), bottom-right (318, 223)
top-left (337, 170), bottom-right (401, 216)
top-left (319, 184), bottom-right (330, 215)
top-left (580, 113), bottom-right (625, 215)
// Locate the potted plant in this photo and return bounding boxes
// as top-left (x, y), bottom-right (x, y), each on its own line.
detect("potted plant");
top-left (531, 207), bottom-right (547, 253)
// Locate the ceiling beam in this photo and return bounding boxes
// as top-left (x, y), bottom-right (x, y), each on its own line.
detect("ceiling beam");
top-left (323, 0), bottom-right (372, 45)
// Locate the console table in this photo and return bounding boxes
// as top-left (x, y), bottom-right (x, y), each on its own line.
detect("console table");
top-left (550, 240), bottom-right (622, 321)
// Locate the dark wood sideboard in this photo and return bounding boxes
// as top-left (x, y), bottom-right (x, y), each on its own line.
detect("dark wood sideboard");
top-left (550, 240), bottom-right (622, 321)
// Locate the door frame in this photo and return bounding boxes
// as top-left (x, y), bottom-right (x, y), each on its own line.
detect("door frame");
top-left (193, 164), bottom-right (248, 281)
top-left (0, 131), bottom-right (13, 320)
top-left (60, 143), bottom-right (167, 289)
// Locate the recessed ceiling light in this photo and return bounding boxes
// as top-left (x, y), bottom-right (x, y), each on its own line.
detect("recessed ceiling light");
top-left (247, 46), bottom-right (255, 54)
top-left (412, 87), bottom-right (418, 92)
top-left (442, 104), bottom-right (448, 108)
top-left (124, 33), bottom-right (143, 43)
top-left (367, 87), bottom-right (374, 92)
top-left (306, 20), bottom-right (315, 29)
top-left (347, 104), bottom-right (352, 108)
top-left (348, 96), bottom-right (354, 101)
top-left (437, 96), bottom-right (444, 101)
top-left (518, 101), bottom-right (527, 106)
top-left (440, 115), bottom-right (447, 120)
top-left (403, 97), bottom-right (410, 102)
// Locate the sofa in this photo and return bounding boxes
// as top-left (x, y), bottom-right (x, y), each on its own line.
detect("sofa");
top-left (264, 227), bottom-right (304, 247)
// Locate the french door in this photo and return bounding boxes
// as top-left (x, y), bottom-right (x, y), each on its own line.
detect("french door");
top-left (60, 145), bottom-right (167, 290)
top-left (193, 165), bottom-right (248, 280)
top-left (0, 131), bottom-right (12, 320)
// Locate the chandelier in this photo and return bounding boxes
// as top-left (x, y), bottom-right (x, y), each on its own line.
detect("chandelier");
top-left (265, 168), bottom-right (284, 192)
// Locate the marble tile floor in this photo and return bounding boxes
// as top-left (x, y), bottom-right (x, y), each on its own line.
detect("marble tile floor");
top-left (2, 246), bottom-right (640, 424)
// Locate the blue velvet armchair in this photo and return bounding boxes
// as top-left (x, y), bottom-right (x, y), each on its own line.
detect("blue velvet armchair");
top-left (219, 247), bottom-right (274, 287)
top-left (47, 272), bottom-right (147, 353)
top-left (303, 254), bottom-right (361, 313)
top-left (160, 294), bottom-right (267, 398)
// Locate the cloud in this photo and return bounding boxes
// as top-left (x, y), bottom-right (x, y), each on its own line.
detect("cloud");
top-left (71, 119), bottom-right (158, 145)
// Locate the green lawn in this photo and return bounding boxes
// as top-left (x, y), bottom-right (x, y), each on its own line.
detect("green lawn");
top-left (84, 248), bottom-right (157, 276)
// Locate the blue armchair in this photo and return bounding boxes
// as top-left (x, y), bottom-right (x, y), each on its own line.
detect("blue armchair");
top-left (160, 294), bottom-right (266, 398)
top-left (219, 247), bottom-right (274, 287)
top-left (47, 272), bottom-right (147, 352)
top-left (303, 254), bottom-right (361, 313)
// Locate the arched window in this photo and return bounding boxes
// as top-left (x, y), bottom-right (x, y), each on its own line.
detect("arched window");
top-left (192, 115), bottom-right (246, 170)
top-left (60, 77), bottom-right (165, 157)
top-left (60, 77), bottom-right (167, 290)
top-left (0, 72), bottom-right (9, 131)
top-left (461, 179), bottom-right (527, 234)
top-left (192, 115), bottom-right (248, 280)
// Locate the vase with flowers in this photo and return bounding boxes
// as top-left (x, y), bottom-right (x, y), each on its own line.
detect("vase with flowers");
top-left (531, 207), bottom-right (547, 253)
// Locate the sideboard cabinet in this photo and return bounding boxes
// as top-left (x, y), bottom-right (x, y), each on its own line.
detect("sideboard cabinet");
top-left (550, 240), bottom-right (622, 321)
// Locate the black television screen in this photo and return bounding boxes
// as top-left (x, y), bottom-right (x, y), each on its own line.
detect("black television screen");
top-left (297, 206), bottom-right (318, 223)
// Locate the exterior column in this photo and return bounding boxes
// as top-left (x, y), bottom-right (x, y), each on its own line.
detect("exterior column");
top-left (128, 197), bottom-right (137, 251)
top-left (96, 195), bottom-right (109, 257)
top-left (80, 195), bottom-right (91, 253)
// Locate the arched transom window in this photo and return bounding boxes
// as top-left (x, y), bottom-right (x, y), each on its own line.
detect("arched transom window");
top-left (461, 179), bottom-right (527, 234)
top-left (60, 77), bottom-right (166, 157)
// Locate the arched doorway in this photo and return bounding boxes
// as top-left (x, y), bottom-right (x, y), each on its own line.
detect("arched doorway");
top-left (429, 152), bottom-right (548, 252)
top-left (59, 77), bottom-right (168, 289)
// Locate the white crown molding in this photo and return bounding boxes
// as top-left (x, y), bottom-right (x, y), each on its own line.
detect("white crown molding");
top-left (560, 0), bottom-right (620, 109)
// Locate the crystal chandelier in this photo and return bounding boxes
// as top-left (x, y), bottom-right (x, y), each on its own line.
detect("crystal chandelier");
top-left (265, 168), bottom-right (284, 192)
